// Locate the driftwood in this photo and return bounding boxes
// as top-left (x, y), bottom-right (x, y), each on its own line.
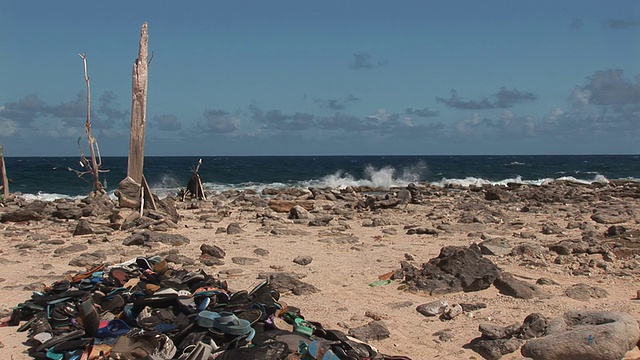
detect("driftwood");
top-left (0, 145), bottom-right (8, 198)
top-left (183, 159), bottom-right (206, 200)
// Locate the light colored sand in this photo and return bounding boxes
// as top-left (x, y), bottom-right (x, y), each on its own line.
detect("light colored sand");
top-left (1, 198), bottom-right (639, 359)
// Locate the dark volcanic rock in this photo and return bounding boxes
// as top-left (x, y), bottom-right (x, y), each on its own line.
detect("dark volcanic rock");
top-left (68, 251), bottom-right (106, 267)
top-left (347, 321), bottom-right (391, 341)
top-left (54, 243), bottom-right (89, 255)
top-left (73, 219), bottom-right (94, 236)
top-left (226, 223), bottom-right (243, 234)
top-left (231, 257), bottom-right (260, 265)
top-left (470, 337), bottom-right (523, 360)
top-left (293, 256), bottom-right (313, 266)
top-left (590, 212), bottom-right (627, 224)
top-left (52, 203), bottom-right (83, 220)
top-left (200, 243), bottom-right (225, 258)
top-left (493, 273), bottom-right (551, 300)
top-left (564, 283), bottom-right (609, 301)
top-left (401, 244), bottom-right (501, 294)
top-left (122, 231), bottom-right (190, 246)
top-left (308, 216), bottom-right (333, 226)
top-left (0, 208), bottom-right (46, 222)
top-left (478, 323), bottom-right (520, 340)
top-left (263, 272), bottom-right (319, 295)
top-left (518, 313), bottom-right (548, 339)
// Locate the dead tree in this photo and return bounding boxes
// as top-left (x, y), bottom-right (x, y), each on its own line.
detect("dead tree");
top-left (115, 22), bottom-right (156, 211)
top-left (68, 53), bottom-right (108, 194)
top-left (0, 144), bottom-right (9, 198)
top-left (127, 22), bottom-right (149, 185)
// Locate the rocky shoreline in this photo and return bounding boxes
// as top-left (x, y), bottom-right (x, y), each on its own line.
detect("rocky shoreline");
top-left (0, 180), bottom-right (639, 359)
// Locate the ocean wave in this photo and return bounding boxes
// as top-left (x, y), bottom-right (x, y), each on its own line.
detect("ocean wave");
top-left (503, 161), bottom-right (526, 166)
top-left (20, 192), bottom-right (87, 201)
top-left (7, 171), bottom-right (637, 201)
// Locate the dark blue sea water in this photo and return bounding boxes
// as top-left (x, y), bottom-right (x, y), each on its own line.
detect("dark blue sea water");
top-left (2, 155), bottom-right (639, 200)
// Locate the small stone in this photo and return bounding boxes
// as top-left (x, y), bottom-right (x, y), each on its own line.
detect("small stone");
top-left (536, 277), bottom-right (559, 286)
top-left (460, 303), bottom-right (487, 312)
top-left (470, 337), bottom-right (524, 360)
top-left (53, 243), bottom-right (89, 255)
top-left (440, 303), bottom-right (463, 320)
top-left (518, 313), bottom-right (548, 339)
top-left (226, 223), bottom-right (243, 234)
top-left (231, 257), bottom-right (260, 265)
top-left (202, 258), bottom-right (224, 267)
top-left (364, 310), bottom-right (386, 321)
top-left (200, 243), bottom-right (226, 258)
top-left (73, 219), bottom-right (94, 236)
top-left (254, 248), bottom-right (269, 256)
top-left (565, 283), bottom-right (609, 301)
top-left (432, 329), bottom-right (454, 342)
top-left (416, 300), bottom-right (448, 317)
top-left (347, 321), bottom-right (390, 341)
top-left (479, 323), bottom-right (520, 340)
top-left (219, 268), bottom-right (244, 277)
top-left (389, 301), bottom-right (414, 309)
top-left (293, 256), bottom-right (313, 266)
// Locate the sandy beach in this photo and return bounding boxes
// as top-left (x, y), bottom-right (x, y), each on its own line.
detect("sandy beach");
top-left (1, 181), bottom-right (639, 359)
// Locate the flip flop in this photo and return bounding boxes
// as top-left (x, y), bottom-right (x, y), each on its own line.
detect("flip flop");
top-left (214, 340), bottom-right (289, 360)
top-left (210, 311), bottom-right (252, 336)
top-left (307, 339), bottom-right (342, 360)
top-left (96, 319), bottom-right (131, 339)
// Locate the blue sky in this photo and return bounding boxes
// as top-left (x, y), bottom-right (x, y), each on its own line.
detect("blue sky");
top-left (1, 1), bottom-right (639, 156)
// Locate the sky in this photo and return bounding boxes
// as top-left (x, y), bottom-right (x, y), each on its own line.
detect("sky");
top-left (1, 1), bottom-right (639, 156)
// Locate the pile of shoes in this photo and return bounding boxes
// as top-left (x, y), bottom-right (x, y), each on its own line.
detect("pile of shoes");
top-left (8, 255), bottom-right (412, 359)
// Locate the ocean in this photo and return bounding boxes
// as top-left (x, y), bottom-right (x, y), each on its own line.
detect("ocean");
top-left (2, 155), bottom-right (639, 200)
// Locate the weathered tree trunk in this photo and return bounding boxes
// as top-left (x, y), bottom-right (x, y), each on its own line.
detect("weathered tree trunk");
top-left (0, 145), bottom-right (9, 198)
top-left (117, 22), bottom-right (151, 209)
top-left (127, 22), bottom-right (149, 184)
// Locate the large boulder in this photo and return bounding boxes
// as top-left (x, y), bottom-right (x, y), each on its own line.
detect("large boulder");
top-left (122, 231), bottom-right (190, 246)
top-left (115, 176), bottom-right (141, 209)
top-left (401, 244), bottom-right (502, 294)
top-left (521, 311), bottom-right (640, 360)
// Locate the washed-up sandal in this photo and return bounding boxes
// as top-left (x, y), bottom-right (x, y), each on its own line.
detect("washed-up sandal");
top-left (78, 293), bottom-right (100, 338)
top-left (215, 340), bottom-right (289, 360)
top-left (109, 268), bottom-right (133, 287)
top-left (52, 338), bottom-right (92, 353)
top-left (235, 309), bottom-right (262, 326)
top-left (110, 334), bottom-right (157, 360)
top-left (306, 339), bottom-right (342, 360)
top-left (293, 317), bottom-right (315, 337)
top-left (322, 329), bottom-right (377, 359)
top-left (177, 338), bottom-right (216, 360)
top-left (35, 329), bottom-right (85, 352)
top-left (99, 293), bottom-right (125, 313)
top-left (132, 293), bottom-right (178, 313)
top-left (265, 315), bottom-right (294, 332)
top-left (70, 264), bottom-right (106, 283)
top-left (96, 319), bottom-right (131, 339)
top-left (210, 311), bottom-right (252, 336)
top-left (196, 310), bottom-right (220, 328)
top-left (81, 343), bottom-right (113, 360)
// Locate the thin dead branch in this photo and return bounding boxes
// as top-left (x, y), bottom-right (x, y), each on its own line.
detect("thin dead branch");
top-left (69, 53), bottom-right (108, 194)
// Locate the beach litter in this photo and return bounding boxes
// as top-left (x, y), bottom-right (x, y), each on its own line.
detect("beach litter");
top-left (3, 255), bottom-right (412, 359)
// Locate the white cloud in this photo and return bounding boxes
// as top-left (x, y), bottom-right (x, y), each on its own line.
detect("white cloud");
top-left (0, 118), bottom-right (17, 137)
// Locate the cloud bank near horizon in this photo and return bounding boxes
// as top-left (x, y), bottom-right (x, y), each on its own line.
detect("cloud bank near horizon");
top-left (1, 68), bottom-right (638, 155)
